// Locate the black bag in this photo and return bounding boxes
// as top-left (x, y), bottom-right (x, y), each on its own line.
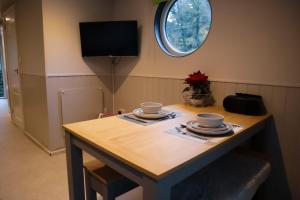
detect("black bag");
top-left (223, 93), bottom-right (266, 116)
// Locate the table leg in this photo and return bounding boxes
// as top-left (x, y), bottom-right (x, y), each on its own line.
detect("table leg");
top-left (143, 177), bottom-right (171, 200)
top-left (65, 132), bottom-right (85, 200)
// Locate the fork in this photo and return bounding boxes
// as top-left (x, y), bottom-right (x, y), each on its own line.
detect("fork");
top-left (168, 112), bottom-right (176, 119)
top-left (158, 112), bottom-right (176, 121)
top-left (175, 126), bottom-right (208, 140)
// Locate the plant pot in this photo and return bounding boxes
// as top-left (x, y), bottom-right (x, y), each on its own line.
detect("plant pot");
top-left (182, 87), bottom-right (214, 107)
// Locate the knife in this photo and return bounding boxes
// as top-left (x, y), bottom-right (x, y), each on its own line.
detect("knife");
top-left (123, 115), bottom-right (148, 124)
top-left (175, 127), bottom-right (208, 140)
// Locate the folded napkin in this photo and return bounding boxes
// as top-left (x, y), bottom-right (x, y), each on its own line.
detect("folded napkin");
top-left (119, 112), bottom-right (180, 126)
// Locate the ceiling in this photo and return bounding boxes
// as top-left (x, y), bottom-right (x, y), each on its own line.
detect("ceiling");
top-left (0, 0), bottom-right (14, 13)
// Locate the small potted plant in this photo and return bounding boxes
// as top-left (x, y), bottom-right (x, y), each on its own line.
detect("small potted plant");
top-left (182, 70), bottom-right (215, 106)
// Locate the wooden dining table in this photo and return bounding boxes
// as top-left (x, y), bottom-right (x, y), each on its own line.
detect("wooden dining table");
top-left (63, 104), bottom-right (271, 200)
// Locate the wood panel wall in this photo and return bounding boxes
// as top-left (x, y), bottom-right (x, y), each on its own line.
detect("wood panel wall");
top-left (115, 75), bottom-right (300, 200)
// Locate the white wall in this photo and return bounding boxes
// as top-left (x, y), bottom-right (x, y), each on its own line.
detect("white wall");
top-left (16, 0), bottom-right (46, 76)
top-left (113, 0), bottom-right (300, 87)
top-left (14, 0), bottom-right (115, 151)
top-left (0, 0), bottom-right (14, 12)
top-left (42, 0), bottom-right (113, 76)
top-left (15, 0), bottom-right (50, 149)
top-left (42, 0), bottom-right (114, 151)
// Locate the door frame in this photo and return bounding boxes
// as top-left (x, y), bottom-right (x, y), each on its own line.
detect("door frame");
top-left (0, 26), bottom-right (8, 99)
top-left (1, 6), bottom-right (24, 129)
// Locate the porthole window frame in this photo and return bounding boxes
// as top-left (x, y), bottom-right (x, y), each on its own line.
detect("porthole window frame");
top-left (154, 0), bottom-right (212, 57)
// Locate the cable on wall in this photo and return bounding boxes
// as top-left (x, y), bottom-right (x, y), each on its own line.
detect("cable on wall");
top-left (111, 56), bottom-right (121, 114)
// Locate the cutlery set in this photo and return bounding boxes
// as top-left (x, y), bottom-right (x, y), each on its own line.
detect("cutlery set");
top-left (122, 112), bottom-right (176, 124)
top-left (175, 126), bottom-right (208, 141)
top-left (123, 102), bottom-right (242, 141)
top-left (175, 122), bottom-right (242, 141)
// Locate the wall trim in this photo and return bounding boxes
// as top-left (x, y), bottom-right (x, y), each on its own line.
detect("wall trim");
top-left (32, 73), bottom-right (299, 88)
top-left (21, 73), bottom-right (111, 77)
top-left (47, 73), bottom-right (95, 77)
top-left (209, 77), bottom-right (300, 88)
top-left (116, 74), bottom-right (300, 88)
top-left (13, 115), bottom-right (24, 130)
top-left (24, 131), bottom-right (65, 156)
top-left (50, 147), bottom-right (66, 155)
top-left (46, 73), bottom-right (111, 78)
top-left (20, 72), bottom-right (46, 77)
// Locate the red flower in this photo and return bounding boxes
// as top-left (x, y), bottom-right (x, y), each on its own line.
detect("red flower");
top-left (184, 70), bottom-right (208, 85)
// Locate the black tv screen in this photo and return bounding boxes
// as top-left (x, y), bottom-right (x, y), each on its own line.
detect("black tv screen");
top-left (79, 21), bottom-right (138, 57)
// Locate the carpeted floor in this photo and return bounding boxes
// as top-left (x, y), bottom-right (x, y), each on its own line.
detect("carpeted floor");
top-left (0, 99), bottom-right (142, 200)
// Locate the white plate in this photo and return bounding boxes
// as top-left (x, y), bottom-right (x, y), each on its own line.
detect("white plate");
top-left (186, 121), bottom-right (233, 135)
top-left (190, 121), bottom-right (229, 131)
top-left (132, 108), bottom-right (169, 119)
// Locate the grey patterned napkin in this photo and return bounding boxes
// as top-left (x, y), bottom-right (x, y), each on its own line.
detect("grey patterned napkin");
top-left (119, 112), bottom-right (180, 126)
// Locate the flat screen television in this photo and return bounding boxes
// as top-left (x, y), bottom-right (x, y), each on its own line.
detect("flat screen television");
top-left (79, 21), bottom-right (138, 57)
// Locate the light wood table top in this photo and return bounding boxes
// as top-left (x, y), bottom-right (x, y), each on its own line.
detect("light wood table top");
top-left (63, 104), bottom-right (270, 180)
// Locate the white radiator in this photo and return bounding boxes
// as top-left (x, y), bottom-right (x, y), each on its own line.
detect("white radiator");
top-left (60, 87), bottom-right (104, 124)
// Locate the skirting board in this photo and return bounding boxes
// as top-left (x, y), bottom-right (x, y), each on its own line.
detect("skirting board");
top-left (23, 131), bottom-right (65, 156)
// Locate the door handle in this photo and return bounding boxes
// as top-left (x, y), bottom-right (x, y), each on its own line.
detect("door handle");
top-left (13, 69), bottom-right (19, 75)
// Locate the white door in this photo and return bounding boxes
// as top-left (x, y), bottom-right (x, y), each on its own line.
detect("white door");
top-left (3, 5), bottom-right (24, 129)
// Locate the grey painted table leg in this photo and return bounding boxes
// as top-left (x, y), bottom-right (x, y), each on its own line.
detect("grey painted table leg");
top-left (65, 132), bottom-right (85, 200)
top-left (143, 177), bottom-right (171, 200)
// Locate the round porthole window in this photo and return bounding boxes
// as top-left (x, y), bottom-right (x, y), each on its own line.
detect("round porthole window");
top-left (154, 0), bottom-right (212, 57)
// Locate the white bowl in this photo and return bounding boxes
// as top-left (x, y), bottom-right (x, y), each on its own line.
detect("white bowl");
top-left (140, 102), bottom-right (162, 114)
top-left (196, 113), bottom-right (224, 127)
